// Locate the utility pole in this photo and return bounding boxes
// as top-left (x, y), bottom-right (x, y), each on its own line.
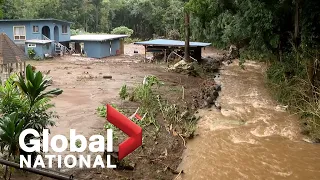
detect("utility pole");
top-left (184, 10), bottom-right (191, 62)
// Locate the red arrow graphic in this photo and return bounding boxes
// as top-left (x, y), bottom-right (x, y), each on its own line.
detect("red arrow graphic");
top-left (106, 104), bottom-right (142, 160)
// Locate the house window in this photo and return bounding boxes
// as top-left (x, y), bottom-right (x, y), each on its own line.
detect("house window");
top-left (28, 44), bottom-right (36, 48)
top-left (13, 26), bottom-right (26, 40)
top-left (62, 25), bottom-right (68, 34)
top-left (33, 26), bottom-right (39, 33)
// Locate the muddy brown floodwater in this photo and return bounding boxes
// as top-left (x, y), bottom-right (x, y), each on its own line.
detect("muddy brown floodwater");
top-left (178, 60), bottom-right (320, 180)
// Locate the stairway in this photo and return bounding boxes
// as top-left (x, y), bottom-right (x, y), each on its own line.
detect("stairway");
top-left (42, 35), bottom-right (71, 56)
top-left (55, 44), bottom-right (62, 56)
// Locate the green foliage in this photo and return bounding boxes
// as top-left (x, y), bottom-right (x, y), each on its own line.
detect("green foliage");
top-left (126, 75), bottom-right (198, 136)
top-left (265, 54), bottom-right (320, 142)
top-left (119, 85), bottom-right (129, 100)
top-left (96, 105), bottom-right (106, 118)
top-left (14, 64), bottom-right (63, 109)
top-left (0, 112), bottom-right (25, 157)
top-left (0, 65), bottom-right (62, 178)
top-left (75, 140), bottom-right (82, 148)
top-left (71, 28), bottom-right (86, 35)
top-left (124, 38), bottom-right (142, 44)
top-left (111, 26), bottom-right (134, 37)
top-left (27, 48), bottom-right (36, 59)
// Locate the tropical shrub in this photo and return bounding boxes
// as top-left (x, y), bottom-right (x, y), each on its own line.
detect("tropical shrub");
top-left (111, 26), bottom-right (134, 37)
top-left (0, 64), bottom-right (63, 178)
top-left (27, 48), bottom-right (36, 59)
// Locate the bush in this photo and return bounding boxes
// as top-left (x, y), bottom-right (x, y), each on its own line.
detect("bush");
top-left (266, 55), bottom-right (320, 142)
top-left (0, 66), bottom-right (62, 177)
top-left (27, 48), bottom-right (36, 59)
top-left (71, 28), bottom-right (86, 35)
top-left (111, 26), bottom-right (134, 37)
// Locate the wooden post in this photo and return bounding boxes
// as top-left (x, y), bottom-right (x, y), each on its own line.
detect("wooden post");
top-left (0, 65), bottom-right (3, 73)
top-left (164, 49), bottom-right (167, 62)
top-left (19, 62), bottom-right (22, 74)
top-left (144, 45), bottom-right (147, 63)
top-left (15, 63), bottom-right (18, 72)
top-left (23, 62), bottom-right (26, 76)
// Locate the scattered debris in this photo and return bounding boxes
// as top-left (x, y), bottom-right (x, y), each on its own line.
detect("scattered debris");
top-left (168, 60), bottom-right (198, 76)
top-left (103, 75), bottom-right (112, 79)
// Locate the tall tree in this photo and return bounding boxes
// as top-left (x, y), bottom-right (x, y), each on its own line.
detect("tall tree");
top-left (184, 0), bottom-right (191, 62)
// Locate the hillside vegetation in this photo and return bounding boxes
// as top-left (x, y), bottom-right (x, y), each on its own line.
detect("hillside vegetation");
top-left (1, 0), bottom-right (320, 140)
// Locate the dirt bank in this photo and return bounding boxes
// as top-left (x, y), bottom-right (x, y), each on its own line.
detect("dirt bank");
top-left (177, 60), bottom-right (320, 180)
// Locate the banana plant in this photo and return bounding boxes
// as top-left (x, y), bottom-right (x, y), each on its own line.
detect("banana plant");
top-left (14, 64), bottom-right (63, 110)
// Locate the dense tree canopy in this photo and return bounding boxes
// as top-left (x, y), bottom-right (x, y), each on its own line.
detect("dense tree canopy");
top-left (0, 0), bottom-right (318, 52)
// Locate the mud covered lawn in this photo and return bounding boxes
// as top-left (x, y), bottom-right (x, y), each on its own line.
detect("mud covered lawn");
top-left (11, 50), bottom-right (210, 180)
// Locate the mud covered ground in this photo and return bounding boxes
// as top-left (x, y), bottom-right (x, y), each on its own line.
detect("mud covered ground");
top-left (8, 45), bottom-right (221, 180)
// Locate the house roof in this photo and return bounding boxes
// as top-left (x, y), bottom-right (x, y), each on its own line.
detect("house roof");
top-left (0, 18), bottom-right (72, 24)
top-left (134, 39), bottom-right (211, 47)
top-left (0, 33), bottom-right (28, 64)
top-left (26, 39), bottom-right (54, 44)
top-left (70, 34), bottom-right (128, 42)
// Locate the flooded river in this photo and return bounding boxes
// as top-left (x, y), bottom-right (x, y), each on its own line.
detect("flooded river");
top-left (178, 60), bottom-right (320, 180)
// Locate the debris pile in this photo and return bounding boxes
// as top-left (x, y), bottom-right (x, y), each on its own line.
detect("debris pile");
top-left (192, 80), bottom-right (221, 109)
top-left (168, 60), bottom-right (198, 76)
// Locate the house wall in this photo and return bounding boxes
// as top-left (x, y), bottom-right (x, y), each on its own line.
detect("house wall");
top-left (0, 20), bottom-right (71, 45)
top-left (84, 41), bottom-right (101, 58)
top-left (110, 39), bottom-right (120, 56)
top-left (25, 43), bottom-right (43, 59)
top-left (100, 41), bottom-right (111, 58)
top-left (42, 43), bottom-right (53, 57)
top-left (25, 42), bottom-right (53, 59)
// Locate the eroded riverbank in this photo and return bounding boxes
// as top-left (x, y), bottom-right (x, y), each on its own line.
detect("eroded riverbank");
top-left (177, 60), bottom-right (320, 180)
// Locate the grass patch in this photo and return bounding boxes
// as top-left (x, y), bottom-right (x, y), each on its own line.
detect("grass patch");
top-left (266, 55), bottom-right (320, 142)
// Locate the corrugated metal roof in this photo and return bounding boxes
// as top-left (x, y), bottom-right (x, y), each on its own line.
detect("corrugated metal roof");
top-left (70, 34), bottom-right (128, 42)
top-left (0, 18), bottom-right (72, 24)
top-left (25, 39), bottom-right (54, 44)
top-left (0, 33), bottom-right (28, 64)
top-left (134, 39), bottom-right (211, 47)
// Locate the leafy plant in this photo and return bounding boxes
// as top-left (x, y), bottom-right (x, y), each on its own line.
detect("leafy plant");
top-left (96, 105), bottom-right (106, 118)
top-left (75, 140), bottom-right (82, 148)
top-left (14, 64), bottom-right (63, 110)
top-left (0, 113), bottom-right (25, 158)
top-left (111, 26), bottom-right (134, 37)
top-left (0, 65), bottom-right (62, 179)
top-left (119, 85), bottom-right (129, 100)
top-left (27, 48), bottom-right (36, 59)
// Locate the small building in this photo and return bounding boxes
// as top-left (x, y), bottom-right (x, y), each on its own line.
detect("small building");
top-left (25, 40), bottom-right (54, 59)
top-left (0, 19), bottom-right (72, 58)
top-left (70, 34), bottom-right (128, 58)
top-left (134, 39), bottom-right (211, 61)
top-left (0, 33), bottom-right (27, 83)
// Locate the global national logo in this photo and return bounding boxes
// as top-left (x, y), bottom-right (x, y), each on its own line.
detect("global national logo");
top-left (19, 104), bottom-right (142, 169)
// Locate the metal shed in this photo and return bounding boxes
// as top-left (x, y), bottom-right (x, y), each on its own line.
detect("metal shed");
top-left (70, 34), bottom-right (128, 58)
top-left (134, 39), bottom-right (211, 61)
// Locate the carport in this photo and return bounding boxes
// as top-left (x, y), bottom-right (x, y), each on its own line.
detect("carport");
top-left (134, 39), bottom-right (211, 61)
